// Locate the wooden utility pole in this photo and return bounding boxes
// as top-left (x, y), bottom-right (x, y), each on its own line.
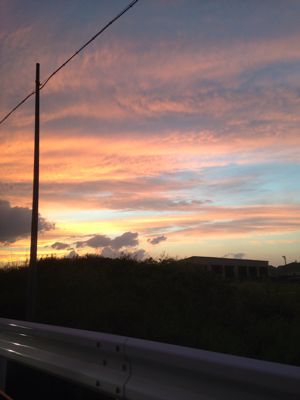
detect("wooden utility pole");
top-left (26, 63), bottom-right (40, 321)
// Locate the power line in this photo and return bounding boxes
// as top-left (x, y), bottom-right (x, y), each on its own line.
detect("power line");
top-left (0, 0), bottom-right (140, 126)
top-left (39, 0), bottom-right (139, 90)
top-left (0, 90), bottom-right (36, 126)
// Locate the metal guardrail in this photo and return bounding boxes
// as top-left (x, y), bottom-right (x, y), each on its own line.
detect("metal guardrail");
top-left (0, 318), bottom-right (299, 399)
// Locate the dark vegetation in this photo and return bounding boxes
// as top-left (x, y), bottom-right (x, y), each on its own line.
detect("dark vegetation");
top-left (0, 255), bottom-right (300, 366)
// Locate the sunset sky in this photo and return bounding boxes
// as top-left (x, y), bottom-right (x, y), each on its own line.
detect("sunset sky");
top-left (1, 0), bottom-right (300, 266)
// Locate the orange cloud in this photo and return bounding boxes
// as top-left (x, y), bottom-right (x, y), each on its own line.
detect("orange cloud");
top-left (2, 7), bottom-right (300, 265)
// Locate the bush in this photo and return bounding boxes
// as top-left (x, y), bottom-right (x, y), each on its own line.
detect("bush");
top-left (1, 256), bottom-right (299, 366)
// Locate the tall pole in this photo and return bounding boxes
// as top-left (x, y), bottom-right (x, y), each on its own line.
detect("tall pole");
top-left (26, 63), bottom-right (40, 321)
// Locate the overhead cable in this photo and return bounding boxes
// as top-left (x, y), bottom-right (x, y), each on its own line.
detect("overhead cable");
top-left (0, 0), bottom-right (139, 126)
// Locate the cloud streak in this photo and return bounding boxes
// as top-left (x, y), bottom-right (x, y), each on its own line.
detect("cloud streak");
top-left (148, 235), bottom-right (167, 245)
top-left (224, 253), bottom-right (246, 259)
top-left (50, 242), bottom-right (70, 250)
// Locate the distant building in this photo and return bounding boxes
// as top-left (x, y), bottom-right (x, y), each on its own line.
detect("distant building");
top-left (273, 262), bottom-right (300, 280)
top-left (180, 256), bottom-right (269, 279)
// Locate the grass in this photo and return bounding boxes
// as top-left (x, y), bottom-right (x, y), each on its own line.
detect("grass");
top-left (0, 255), bottom-right (299, 366)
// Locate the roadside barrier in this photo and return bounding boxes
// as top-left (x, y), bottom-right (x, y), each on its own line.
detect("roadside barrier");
top-left (0, 318), bottom-right (299, 399)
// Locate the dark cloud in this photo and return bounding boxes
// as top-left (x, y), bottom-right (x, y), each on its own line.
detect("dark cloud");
top-left (111, 232), bottom-right (139, 249)
top-left (75, 232), bottom-right (139, 250)
top-left (0, 199), bottom-right (54, 244)
top-left (75, 234), bottom-right (111, 249)
top-left (148, 235), bottom-right (167, 245)
top-left (224, 253), bottom-right (246, 259)
top-left (101, 246), bottom-right (146, 260)
top-left (51, 242), bottom-right (70, 250)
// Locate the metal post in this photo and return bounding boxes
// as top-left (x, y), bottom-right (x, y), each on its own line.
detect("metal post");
top-left (26, 63), bottom-right (40, 321)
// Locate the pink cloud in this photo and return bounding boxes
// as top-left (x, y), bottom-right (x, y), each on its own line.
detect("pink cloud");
top-left (136, 204), bottom-right (300, 239)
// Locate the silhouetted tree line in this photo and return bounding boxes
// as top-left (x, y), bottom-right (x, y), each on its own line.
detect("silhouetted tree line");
top-left (0, 255), bottom-right (299, 366)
